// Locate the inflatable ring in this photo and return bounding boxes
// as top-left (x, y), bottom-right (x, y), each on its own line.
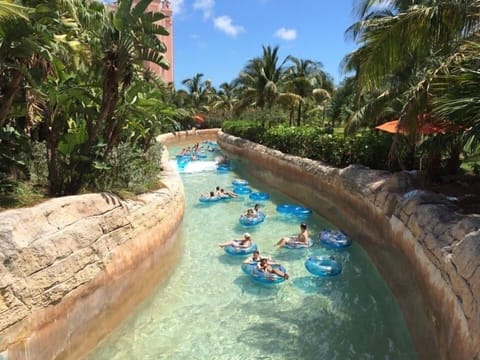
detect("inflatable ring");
top-left (276, 204), bottom-right (298, 213)
top-left (292, 206), bottom-right (312, 216)
top-left (284, 236), bottom-right (313, 249)
top-left (241, 263), bottom-right (287, 284)
top-left (232, 179), bottom-right (249, 187)
top-left (319, 230), bottom-right (352, 249)
top-left (195, 152), bottom-right (207, 158)
top-left (249, 192), bottom-right (270, 201)
top-left (199, 195), bottom-right (223, 203)
top-left (177, 156), bottom-right (190, 169)
top-left (216, 165), bottom-right (231, 172)
top-left (239, 212), bottom-right (266, 226)
top-left (305, 256), bottom-right (342, 276)
top-left (233, 186), bottom-right (253, 195)
top-left (224, 242), bottom-right (257, 256)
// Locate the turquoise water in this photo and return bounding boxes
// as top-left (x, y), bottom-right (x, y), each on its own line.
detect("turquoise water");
top-left (87, 144), bottom-right (417, 360)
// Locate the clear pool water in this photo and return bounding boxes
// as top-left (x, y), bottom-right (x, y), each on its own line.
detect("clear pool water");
top-left (87, 144), bottom-right (417, 359)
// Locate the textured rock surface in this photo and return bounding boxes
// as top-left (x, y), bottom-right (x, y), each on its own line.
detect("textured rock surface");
top-left (218, 131), bottom-right (480, 360)
top-left (0, 144), bottom-right (185, 359)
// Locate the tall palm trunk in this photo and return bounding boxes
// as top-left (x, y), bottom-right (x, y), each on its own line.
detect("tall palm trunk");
top-left (296, 102), bottom-right (302, 126)
top-left (0, 70), bottom-right (23, 128)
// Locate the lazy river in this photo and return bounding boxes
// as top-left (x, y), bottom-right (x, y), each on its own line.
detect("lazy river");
top-left (87, 143), bottom-right (417, 359)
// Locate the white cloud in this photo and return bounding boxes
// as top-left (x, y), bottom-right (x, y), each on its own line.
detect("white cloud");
top-left (213, 16), bottom-right (245, 37)
top-left (193, 0), bottom-right (215, 19)
top-left (275, 27), bottom-right (297, 41)
top-left (169, 0), bottom-right (185, 14)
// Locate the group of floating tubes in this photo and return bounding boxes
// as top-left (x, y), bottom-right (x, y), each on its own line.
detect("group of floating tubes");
top-left (304, 256), bottom-right (342, 277)
top-left (318, 230), bottom-right (352, 249)
top-left (224, 242), bottom-right (258, 256)
top-left (209, 172), bottom-right (351, 280)
top-left (241, 263), bottom-right (288, 284)
top-left (239, 211), bottom-right (266, 226)
top-left (276, 204), bottom-right (313, 217)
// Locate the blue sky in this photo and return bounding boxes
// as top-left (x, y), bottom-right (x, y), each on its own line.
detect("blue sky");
top-left (170, 0), bottom-right (359, 89)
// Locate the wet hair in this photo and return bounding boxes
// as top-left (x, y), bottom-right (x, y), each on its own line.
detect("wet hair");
top-left (253, 250), bottom-right (260, 255)
top-left (216, 186), bottom-right (220, 191)
top-left (210, 191), bottom-right (215, 196)
top-left (300, 222), bottom-right (307, 229)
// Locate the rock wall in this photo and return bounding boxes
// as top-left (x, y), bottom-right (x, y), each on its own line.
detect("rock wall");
top-left (218, 131), bottom-right (480, 360)
top-left (0, 146), bottom-right (185, 359)
top-left (157, 128), bottom-right (220, 146)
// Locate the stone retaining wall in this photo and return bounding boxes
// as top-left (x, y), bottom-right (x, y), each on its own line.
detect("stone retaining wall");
top-left (218, 131), bottom-right (480, 360)
top-left (0, 145), bottom-right (185, 359)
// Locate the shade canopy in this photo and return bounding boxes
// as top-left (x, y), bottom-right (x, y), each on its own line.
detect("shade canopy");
top-left (375, 118), bottom-right (460, 135)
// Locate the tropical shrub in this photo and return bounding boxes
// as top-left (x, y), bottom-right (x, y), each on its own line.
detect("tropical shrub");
top-left (222, 121), bottom-right (266, 144)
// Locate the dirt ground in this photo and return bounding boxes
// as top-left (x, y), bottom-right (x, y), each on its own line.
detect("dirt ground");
top-left (422, 174), bottom-right (480, 215)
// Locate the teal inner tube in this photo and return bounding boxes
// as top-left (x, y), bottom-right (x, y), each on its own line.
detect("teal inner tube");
top-left (233, 186), bottom-right (253, 195)
top-left (319, 230), bottom-right (352, 249)
top-left (239, 212), bottom-right (266, 226)
top-left (249, 192), bottom-right (270, 201)
top-left (284, 237), bottom-right (313, 249)
top-left (224, 242), bottom-right (258, 256)
top-left (232, 179), bottom-right (249, 187)
top-left (241, 263), bottom-right (287, 284)
top-left (305, 256), bottom-right (342, 276)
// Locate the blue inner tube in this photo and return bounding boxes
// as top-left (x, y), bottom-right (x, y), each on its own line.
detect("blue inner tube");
top-left (241, 263), bottom-right (287, 284)
top-left (276, 204), bottom-right (298, 213)
top-left (319, 230), bottom-right (352, 248)
top-left (239, 212), bottom-right (265, 226)
top-left (305, 256), bottom-right (342, 277)
top-left (177, 157), bottom-right (190, 169)
top-left (195, 152), bottom-right (207, 158)
top-left (233, 186), bottom-right (252, 195)
top-left (199, 195), bottom-right (224, 203)
top-left (216, 165), bottom-right (231, 172)
top-left (232, 179), bottom-right (249, 187)
top-left (249, 192), bottom-right (270, 201)
top-left (292, 206), bottom-right (312, 216)
top-left (224, 242), bottom-right (257, 256)
top-left (284, 237), bottom-right (313, 249)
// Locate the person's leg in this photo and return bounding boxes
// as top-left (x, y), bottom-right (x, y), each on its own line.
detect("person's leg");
top-left (271, 268), bottom-right (289, 279)
top-left (276, 237), bottom-right (288, 247)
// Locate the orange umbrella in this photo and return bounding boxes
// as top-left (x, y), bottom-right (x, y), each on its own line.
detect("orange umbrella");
top-left (375, 120), bottom-right (405, 134)
top-left (375, 118), bottom-right (460, 135)
top-left (193, 115), bottom-right (204, 123)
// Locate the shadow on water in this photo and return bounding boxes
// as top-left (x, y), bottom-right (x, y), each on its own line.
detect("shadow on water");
top-left (217, 254), bottom-right (248, 266)
top-left (233, 276), bottom-right (281, 297)
top-left (233, 296), bottom-right (348, 359)
top-left (292, 275), bottom-right (342, 296)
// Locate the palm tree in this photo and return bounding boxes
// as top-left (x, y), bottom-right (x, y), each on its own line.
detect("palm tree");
top-left (211, 81), bottom-right (238, 120)
top-left (0, 0), bottom-right (27, 19)
top-left (284, 56), bottom-right (333, 126)
top-left (343, 0), bottom-right (480, 177)
top-left (235, 45), bottom-right (286, 114)
top-left (94, 0), bottom-right (169, 157)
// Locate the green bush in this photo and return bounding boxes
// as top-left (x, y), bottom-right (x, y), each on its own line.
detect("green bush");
top-left (225, 123), bottom-right (392, 170)
top-left (222, 120), bottom-right (266, 143)
top-left (92, 142), bottom-right (164, 194)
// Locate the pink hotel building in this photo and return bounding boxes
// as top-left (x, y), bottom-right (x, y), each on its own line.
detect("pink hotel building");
top-left (113, 0), bottom-right (174, 83)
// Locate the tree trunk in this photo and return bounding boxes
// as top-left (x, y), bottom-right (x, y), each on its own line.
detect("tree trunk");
top-left (296, 102), bottom-right (302, 127)
top-left (0, 70), bottom-right (23, 128)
